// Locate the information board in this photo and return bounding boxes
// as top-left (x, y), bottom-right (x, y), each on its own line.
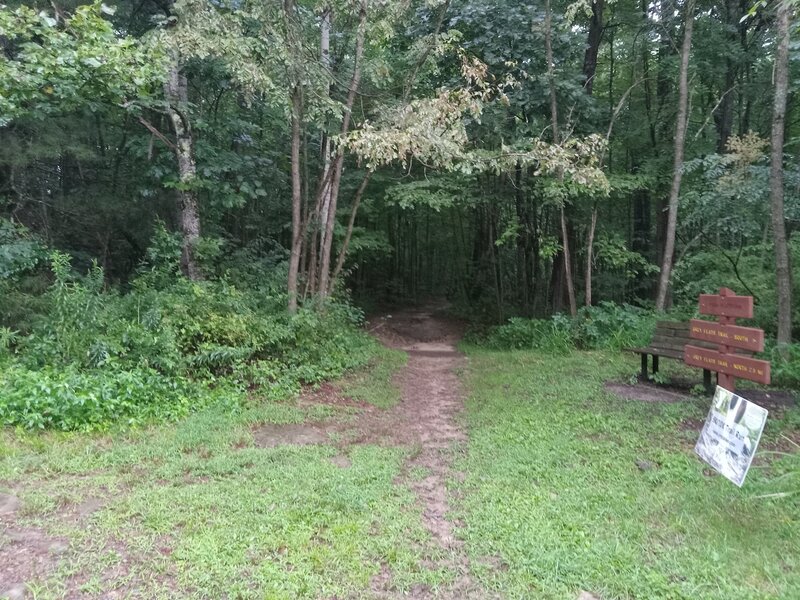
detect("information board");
top-left (695, 386), bottom-right (768, 487)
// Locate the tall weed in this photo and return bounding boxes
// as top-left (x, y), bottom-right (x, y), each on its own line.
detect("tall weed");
top-left (481, 303), bottom-right (656, 352)
top-left (1, 252), bottom-right (375, 431)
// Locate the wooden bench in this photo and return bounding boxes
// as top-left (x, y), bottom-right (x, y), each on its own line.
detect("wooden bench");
top-left (628, 321), bottom-right (715, 392)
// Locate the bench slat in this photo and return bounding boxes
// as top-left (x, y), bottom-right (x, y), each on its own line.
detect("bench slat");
top-left (656, 321), bottom-right (689, 331)
top-left (628, 320), bottom-right (754, 360)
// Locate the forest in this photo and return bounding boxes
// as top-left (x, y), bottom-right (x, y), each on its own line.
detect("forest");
top-left (1, 0), bottom-right (800, 598)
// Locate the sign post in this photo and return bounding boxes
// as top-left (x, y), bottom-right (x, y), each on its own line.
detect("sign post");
top-left (683, 287), bottom-right (770, 391)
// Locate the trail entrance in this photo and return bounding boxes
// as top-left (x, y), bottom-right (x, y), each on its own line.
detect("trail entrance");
top-left (367, 306), bottom-right (483, 598)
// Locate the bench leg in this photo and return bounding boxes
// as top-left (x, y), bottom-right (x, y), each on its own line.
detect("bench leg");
top-left (652, 355), bottom-right (659, 376)
top-left (703, 369), bottom-right (713, 395)
top-left (641, 354), bottom-right (649, 380)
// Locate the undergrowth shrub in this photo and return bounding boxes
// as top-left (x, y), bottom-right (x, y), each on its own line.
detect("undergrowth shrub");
top-left (480, 315), bottom-right (573, 354)
top-left (480, 303), bottom-right (657, 352)
top-left (0, 251), bottom-right (375, 431)
top-left (769, 343), bottom-right (800, 389)
top-left (672, 236), bottom-right (800, 338)
top-left (0, 364), bottom-right (233, 431)
top-left (570, 302), bottom-right (657, 350)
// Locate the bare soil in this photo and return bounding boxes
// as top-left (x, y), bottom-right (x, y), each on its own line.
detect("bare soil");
top-left (1, 499), bottom-right (80, 600)
top-left (604, 381), bottom-right (691, 403)
top-left (364, 307), bottom-right (486, 599)
top-left (253, 423), bottom-right (330, 448)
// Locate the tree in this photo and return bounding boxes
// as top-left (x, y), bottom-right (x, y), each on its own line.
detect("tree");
top-left (655, 0), bottom-right (695, 312)
top-left (163, 54), bottom-right (203, 280)
top-left (545, 0), bottom-right (577, 316)
top-left (769, 0), bottom-right (793, 346)
top-left (0, 3), bottom-right (163, 125)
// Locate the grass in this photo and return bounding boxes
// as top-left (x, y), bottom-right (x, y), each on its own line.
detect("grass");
top-left (338, 345), bottom-right (407, 409)
top-left (0, 354), bottom-right (450, 599)
top-left (454, 347), bottom-right (800, 599)
top-left (1, 345), bottom-right (798, 599)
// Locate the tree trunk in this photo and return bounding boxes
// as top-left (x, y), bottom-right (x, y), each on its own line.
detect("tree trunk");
top-left (318, 0), bottom-right (367, 300)
top-left (287, 86), bottom-right (303, 313)
top-left (582, 1), bottom-right (603, 307)
top-left (164, 57), bottom-right (201, 281)
top-left (582, 0), bottom-right (605, 94)
top-left (317, 7), bottom-right (333, 270)
top-left (714, 0), bottom-right (738, 153)
top-left (545, 0), bottom-right (577, 316)
top-left (514, 161), bottom-right (532, 314)
top-left (331, 171), bottom-right (371, 288)
top-left (585, 205), bottom-right (598, 307)
top-left (559, 206), bottom-right (577, 315)
top-left (284, 0), bottom-right (304, 311)
top-left (655, 0), bottom-right (694, 312)
top-left (641, 10), bottom-right (656, 149)
top-left (770, 0), bottom-right (793, 346)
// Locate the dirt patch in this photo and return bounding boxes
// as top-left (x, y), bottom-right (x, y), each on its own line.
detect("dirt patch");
top-left (60, 536), bottom-right (180, 599)
top-left (679, 417), bottom-right (706, 432)
top-left (0, 526), bottom-right (68, 598)
top-left (367, 307), bottom-right (465, 351)
top-left (760, 427), bottom-right (800, 456)
top-left (297, 381), bottom-right (373, 410)
top-left (73, 496), bottom-right (106, 521)
top-left (330, 455), bottom-right (352, 469)
top-left (0, 492), bottom-right (20, 516)
top-left (605, 381), bottom-right (690, 403)
top-left (252, 423), bottom-right (330, 448)
top-left (733, 389), bottom-right (797, 414)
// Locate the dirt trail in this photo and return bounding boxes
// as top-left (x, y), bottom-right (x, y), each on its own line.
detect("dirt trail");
top-left (0, 308), bottom-right (479, 599)
top-left (365, 306), bottom-right (486, 599)
top-left (370, 308), bottom-right (467, 545)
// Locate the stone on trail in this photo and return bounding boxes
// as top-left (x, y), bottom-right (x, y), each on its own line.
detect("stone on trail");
top-left (0, 492), bottom-right (20, 515)
top-left (2, 584), bottom-right (26, 600)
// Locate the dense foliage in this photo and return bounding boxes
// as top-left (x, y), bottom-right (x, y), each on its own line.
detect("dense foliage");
top-left (478, 302), bottom-right (659, 353)
top-left (1, 0), bottom-right (798, 429)
top-left (0, 234), bottom-right (374, 430)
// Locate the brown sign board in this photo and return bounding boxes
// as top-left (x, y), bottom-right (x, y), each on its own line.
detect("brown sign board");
top-left (699, 293), bottom-right (753, 319)
top-left (689, 319), bottom-right (765, 353)
top-left (684, 345), bottom-right (770, 385)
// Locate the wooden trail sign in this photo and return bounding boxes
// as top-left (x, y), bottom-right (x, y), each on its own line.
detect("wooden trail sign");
top-left (684, 288), bottom-right (770, 391)
top-left (688, 320), bottom-right (765, 353)
top-left (684, 346), bottom-right (771, 385)
top-left (699, 293), bottom-right (753, 319)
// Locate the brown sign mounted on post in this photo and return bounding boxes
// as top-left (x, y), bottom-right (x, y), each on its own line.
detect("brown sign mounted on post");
top-left (688, 320), bottom-right (765, 353)
top-left (684, 288), bottom-right (770, 391)
top-left (698, 293), bottom-right (754, 318)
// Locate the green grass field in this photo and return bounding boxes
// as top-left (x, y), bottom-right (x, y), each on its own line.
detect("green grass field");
top-left (1, 347), bottom-right (798, 599)
top-left (455, 347), bottom-right (800, 599)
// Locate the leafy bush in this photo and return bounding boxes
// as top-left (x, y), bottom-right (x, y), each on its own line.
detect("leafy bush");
top-left (769, 343), bottom-right (800, 389)
top-left (481, 303), bottom-right (657, 352)
top-left (481, 315), bottom-right (573, 354)
top-left (0, 217), bottom-right (47, 279)
top-left (570, 302), bottom-right (657, 350)
top-left (0, 252), bottom-right (376, 431)
top-left (0, 218), bottom-right (49, 332)
top-left (0, 364), bottom-right (232, 431)
top-left (672, 235), bottom-right (800, 338)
